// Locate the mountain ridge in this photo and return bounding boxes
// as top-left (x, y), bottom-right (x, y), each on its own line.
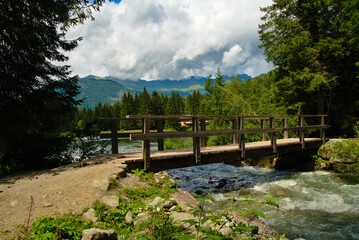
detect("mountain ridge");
top-left (77, 74), bottom-right (252, 108)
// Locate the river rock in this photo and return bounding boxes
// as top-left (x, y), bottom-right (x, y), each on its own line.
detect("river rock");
top-left (317, 139), bottom-right (343, 159)
top-left (93, 179), bottom-right (110, 191)
top-left (216, 179), bottom-right (227, 189)
top-left (83, 208), bottom-right (98, 223)
top-left (318, 139), bottom-right (357, 164)
top-left (154, 171), bottom-right (168, 183)
top-left (170, 212), bottom-right (197, 229)
top-left (133, 212), bottom-right (148, 226)
top-left (81, 228), bottom-right (116, 240)
top-left (219, 227), bottom-right (231, 235)
top-left (112, 168), bottom-right (126, 179)
top-left (101, 195), bottom-right (119, 209)
top-left (116, 163), bottom-right (128, 169)
top-left (125, 211), bottom-right (133, 224)
top-left (162, 200), bottom-right (177, 209)
top-left (149, 196), bottom-right (163, 208)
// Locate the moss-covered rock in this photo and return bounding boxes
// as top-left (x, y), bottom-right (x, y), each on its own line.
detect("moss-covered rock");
top-left (317, 139), bottom-right (359, 174)
top-left (317, 139), bottom-right (344, 160)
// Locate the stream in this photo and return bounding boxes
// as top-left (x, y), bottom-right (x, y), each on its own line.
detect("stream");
top-left (95, 140), bottom-right (359, 239)
top-left (166, 163), bottom-right (359, 240)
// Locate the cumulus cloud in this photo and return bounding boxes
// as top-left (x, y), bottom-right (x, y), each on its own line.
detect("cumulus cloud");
top-left (65, 0), bottom-right (273, 80)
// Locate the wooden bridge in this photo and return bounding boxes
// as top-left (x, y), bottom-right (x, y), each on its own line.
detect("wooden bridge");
top-left (99, 115), bottom-right (327, 171)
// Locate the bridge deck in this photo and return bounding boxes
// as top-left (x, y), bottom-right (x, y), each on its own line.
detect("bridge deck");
top-left (107, 138), bottom-right (322, 171)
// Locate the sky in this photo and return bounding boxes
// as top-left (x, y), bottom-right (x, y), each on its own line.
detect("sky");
top-left (65, 0), bottom-right (274, 80)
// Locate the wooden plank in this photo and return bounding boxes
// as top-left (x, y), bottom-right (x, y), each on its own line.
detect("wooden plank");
top-left (111, 119), bottom-right (118, 154)
top-left (157, 119), bottom-right (164, 151)
top-left (143, 118), bottom-right (151, 170)
top-left (261, 119), bottom-right (266, 141)
top-left (200, 119), bottom-right (207, 147)
top-left (122, 114), bottom-right (328, 121)
top-left (130, 125), bottom-right (328, 141)
top-left (100, 132), bottom-right (132, 138)
top-left (270, 117), bottom-right (277, 153)
top-left (238, 117), bottom-right (245, 158)
top-left (192, 117), bottom-right (201, 164)
top-left (232, 119), bottom-right (238, 144)
top-left (299, 116), bottom-right (305, 149)
top-left (98, 117), bottom-right (127, 120)
top-left (283, 118), bottom-right (288, 139)
top-left (320, 116), bottom-right (326, 143)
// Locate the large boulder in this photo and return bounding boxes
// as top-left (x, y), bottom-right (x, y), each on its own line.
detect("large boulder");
top-left (318, 139), bottom-right (356, 163)
top-left (81, 228), bottom-right (117, 240)
top-left (318, 139), bottom-right (344, 160)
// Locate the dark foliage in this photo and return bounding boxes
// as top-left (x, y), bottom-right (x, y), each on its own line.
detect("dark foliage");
top-left (0, 0), bottom-right (103, 173)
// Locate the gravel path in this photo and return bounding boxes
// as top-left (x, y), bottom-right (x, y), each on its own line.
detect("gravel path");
top-left (0, 157), bottom-right (123, 239)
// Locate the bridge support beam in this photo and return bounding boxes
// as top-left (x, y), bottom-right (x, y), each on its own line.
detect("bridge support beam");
top-left (232, 119), bottom-right (238, 144)
top-left (193, 117), bottom-right (201, 164)
top-left (111, 119), bottom-right (118, 154)
top-left (200, 119), bottom-right (207, 147)
top-left (238, 117), bottom-right (245, 158)
top-left (270, 117), bottom-right (277, 153)
top-left (261, 119), bottom-right (266, 141)
top-left (283, 118), bottom-right (288, 139)
top-left (156, 120), bottom-right (164, 151)
top-left (320, 116), bottom-right (326, 143)
top-left (142, 118), bottom-right (151, 170)
top-left (299, 116), bottom-right (305, 149)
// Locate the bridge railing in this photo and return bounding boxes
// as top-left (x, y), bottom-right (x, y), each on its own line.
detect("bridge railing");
top-left (107, 115), bottom-right (325, 170)
top-left (99, 115), bottom-right (327, 169)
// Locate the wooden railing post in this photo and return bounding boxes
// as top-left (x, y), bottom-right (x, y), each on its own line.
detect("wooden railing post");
top-left (193, 117), bottom-right (201, 164)
top-left (261, 119), bottom-right (266, 141)
top-left (270, 117), bottom-right (277, 153)
top-left (157, 119), bottom-right (164, 151)
top-left (320, 116), bottom-right (326, 143)
top-left (200, 119), bottom-right (207, 147)
top-left (238, 117), bottom-right (245, 158)
top-left (283, 118), bottom-right (288, 139)
top-left (232, 118), bottom-right (238, 144)
top-left (143, 118), bottom-right (151, 170)
top-left (299, 116), bottom-right (305, 148)
top-left (111, 119), bottom-right (118, 154)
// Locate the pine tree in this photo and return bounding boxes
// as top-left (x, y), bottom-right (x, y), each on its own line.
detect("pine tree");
top-left (0, 0), bottom-right (103, 171)
top-left (139, 88), bottom-right (154, 115)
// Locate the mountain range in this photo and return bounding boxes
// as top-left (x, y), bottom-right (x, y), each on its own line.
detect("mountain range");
top-left (76, 74), bottom-right (252, 108)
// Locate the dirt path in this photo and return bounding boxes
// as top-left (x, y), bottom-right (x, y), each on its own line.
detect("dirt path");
top-left (0, 157), bottom-right (126, 239)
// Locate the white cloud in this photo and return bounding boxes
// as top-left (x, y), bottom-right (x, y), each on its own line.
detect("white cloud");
top-left (65, 0), bottom-right (273, 80)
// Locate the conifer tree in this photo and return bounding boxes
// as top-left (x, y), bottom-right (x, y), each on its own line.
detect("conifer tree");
top-left (0, 0), bottom-right (104, 171)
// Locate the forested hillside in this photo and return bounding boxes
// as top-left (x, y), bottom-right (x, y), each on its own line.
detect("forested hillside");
top-left (77, 74), bottom-right (252, 108)
top-left (73, 69), bottom-right (282, 134)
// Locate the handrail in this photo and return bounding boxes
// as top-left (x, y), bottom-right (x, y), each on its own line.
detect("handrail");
top-left (130, 125), bottom-right (327, 141)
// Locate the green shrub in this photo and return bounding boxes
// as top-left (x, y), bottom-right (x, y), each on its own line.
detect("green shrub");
top-left (333, 139), bottom-right (359, 162)
top-left (21, 213), bottom-right (93, 240)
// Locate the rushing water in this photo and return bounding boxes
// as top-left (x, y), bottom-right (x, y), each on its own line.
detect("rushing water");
top-left (166, 163), bottom-right (359, 240)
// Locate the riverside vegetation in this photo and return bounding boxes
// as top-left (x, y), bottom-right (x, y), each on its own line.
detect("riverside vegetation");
top-left (12, 169), bottom-right (285, 240)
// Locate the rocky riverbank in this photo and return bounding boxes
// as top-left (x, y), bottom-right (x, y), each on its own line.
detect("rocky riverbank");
top-left (79, 164), bottom-right (285, 239)
top-left (1, 158), bottom-right (286, 240)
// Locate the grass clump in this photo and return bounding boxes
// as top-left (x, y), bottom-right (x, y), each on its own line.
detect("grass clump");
top-left (332, 139), bottom-right (359, 162)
